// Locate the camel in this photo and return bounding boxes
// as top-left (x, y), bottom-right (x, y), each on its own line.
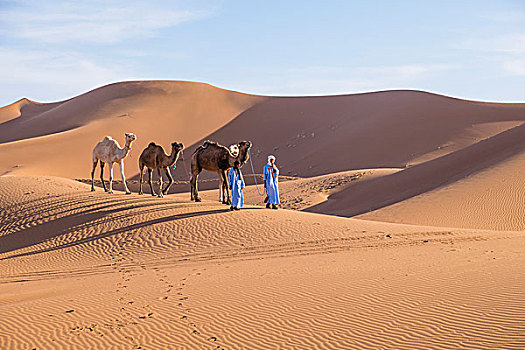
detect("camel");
top-left (138, 141), bottom-right (184, 197)
top-left (190, 140), bottom-right (252, 203)
top-left (91, 133), bottom-right (136, 194)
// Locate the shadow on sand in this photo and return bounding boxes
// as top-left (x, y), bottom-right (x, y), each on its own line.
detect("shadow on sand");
top-left (0, 204), bottom-right (252, 260)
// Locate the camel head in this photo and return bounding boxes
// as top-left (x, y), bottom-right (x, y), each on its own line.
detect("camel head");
top-left (170, 141), bottom-right (184, 153)
top-left (125, 133), bottom-right (137, 143)
top-left (229, 144), bottom-right (240, 157)
top-left (237, 140), bottom-right (252, 165)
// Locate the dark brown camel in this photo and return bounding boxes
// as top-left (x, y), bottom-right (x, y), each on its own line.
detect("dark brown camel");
top-left (138, 141), bottom-right (184, 197)
top-left (190, 140), bottom-right (251, 203)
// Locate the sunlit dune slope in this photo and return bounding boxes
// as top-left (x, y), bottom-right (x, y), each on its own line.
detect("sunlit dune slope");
top-left (0, 81), bottom-right (263, 178)
top-left (1, 175), bottom-right (524, 349)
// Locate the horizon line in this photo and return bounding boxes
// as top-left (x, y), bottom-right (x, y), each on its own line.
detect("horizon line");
top-left (3, 79), bottom-right (525, 107)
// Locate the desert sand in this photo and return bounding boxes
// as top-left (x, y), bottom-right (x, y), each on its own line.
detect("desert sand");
top-left (1, 81), bottom-right (524, 349)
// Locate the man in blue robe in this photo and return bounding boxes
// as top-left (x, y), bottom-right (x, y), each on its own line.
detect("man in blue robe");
top-left (228, 160), bottom-right (245, 211)
top-left (264, 155), bottom-right (280, 210)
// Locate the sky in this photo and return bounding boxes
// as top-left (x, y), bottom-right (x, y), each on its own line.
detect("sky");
top-left (0, 0), bottom-right (524, 106)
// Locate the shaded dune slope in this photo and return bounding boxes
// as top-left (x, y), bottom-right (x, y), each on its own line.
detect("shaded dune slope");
top-left (0, 98), bottom-right (45, 124)
top-left (171, 89), bottom-right (525, 230)
top-left (307, 123), bottom-right (525, 218)
top-left (359, 149), bottom-right (525, 230)
top-left (181, 90), bottom-right (525, 178)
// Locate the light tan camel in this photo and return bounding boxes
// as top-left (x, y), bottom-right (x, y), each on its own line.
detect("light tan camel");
top-left (91, 133), bottom-right (136, 194)
top-left (190, 140), bottom-right (252, 203)
top-left (138, 141), bottom-right (184, 197)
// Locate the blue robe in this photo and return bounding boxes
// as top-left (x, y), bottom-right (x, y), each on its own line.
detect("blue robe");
top-left (228, 167), bottom-right (245, 208)
top-left (264, 164), bottom-right (280, 204)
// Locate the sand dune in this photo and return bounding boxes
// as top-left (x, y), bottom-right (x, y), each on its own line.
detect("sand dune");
top-left (308, 123), bottom-right (525, 230)
top-left (0, 98), bottom-right (32, 124)
top-left (2, 83), bottom-right (525, 182)
top-left (182, 90), bottom-right (525, 178)
top-left (191, 168), bottom-right (401, 209)
top-left (0, 175), bottom-right (523, 349)
top-left (359, 148), bottom-right (525, 230)
top-left (1, 81), bottom-right (525, 349)
top-left (0, 81), bottom-right (263, 178)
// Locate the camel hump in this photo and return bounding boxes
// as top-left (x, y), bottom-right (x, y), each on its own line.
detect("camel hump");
top-left (148, 142), bottom-right (157, 148)
top-left (203, 140), bottom-right (218, 147)
top-left (193, 145), bottom-right (205, 155)
top-left (193, 140), bottom-right (213, 154)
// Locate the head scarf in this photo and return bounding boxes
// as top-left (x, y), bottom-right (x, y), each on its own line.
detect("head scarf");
top-left (267, 155), bottom-right (276, 165)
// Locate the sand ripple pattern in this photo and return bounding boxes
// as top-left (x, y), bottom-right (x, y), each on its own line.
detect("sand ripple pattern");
top-left (1, 176), bottom-right (524, 349)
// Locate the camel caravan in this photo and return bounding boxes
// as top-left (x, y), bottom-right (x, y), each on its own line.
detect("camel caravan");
top-left (90, 133), bottom-right (254, 206)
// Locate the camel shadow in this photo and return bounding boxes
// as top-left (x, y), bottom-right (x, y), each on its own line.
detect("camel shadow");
top-left (0, 200), bottom-right (171, 254)
top-left (0, 207), bottom-right (230, 260)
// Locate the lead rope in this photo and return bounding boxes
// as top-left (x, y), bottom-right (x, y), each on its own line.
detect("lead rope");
top-left (248, 149), bottom-right (265, 196)
top-left (174, 150), bottom-right (192, 182)
top-left (181, 150), bottom-right (192, 182)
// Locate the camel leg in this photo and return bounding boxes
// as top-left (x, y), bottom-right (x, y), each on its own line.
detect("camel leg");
top-left (157, 167), bottom-right (164, 198)
top-left (221, 169), bottom-right (231, 205)
top-left (100, 162), bottom-right (108, 192)
top-left (190, 162), bottom-right (202, 201)
top-left (190, 174), bottom-right (195, 201)
top-left (218, 171), bottom-right (224, 203)
top-left (162, 168), bottom-right (173, 195)
top-left (108, 162), bottom-right (114, 194)
top-left (219, 170), bottom-right (228, 204)
top-left (191, 172), bottom-right (201, 202)
top-left (91, 160), bottom-right (98, 191)
top-left (148, 169), bottom-right (155, 196)
top-left (119, 160), bottom-right (131, 194)
top-left (225, 171), bottom-right (231, 205)
top-left (138, 165), bottom-right (145, 195)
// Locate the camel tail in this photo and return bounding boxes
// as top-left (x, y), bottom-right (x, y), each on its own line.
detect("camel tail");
top-left (92, 151), bottom-right (99, 164)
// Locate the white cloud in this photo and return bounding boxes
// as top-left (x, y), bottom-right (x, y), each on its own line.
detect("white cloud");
top-left (0, 47), bottom-right (127, 101)
top-left (0, 0), bottom-right (218, 104)
top-left (0, 1), bottom-right (214, 44)
top-left (0, 48), bottom-right (118, 83)
top-left (458, 32), bottom-right (525, 78)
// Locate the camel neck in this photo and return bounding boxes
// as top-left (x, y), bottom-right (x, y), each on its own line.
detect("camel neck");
top-left (121, 140), bottom-right (131, 157)
top-left (168, 150), bottom-right (180, 165)
top-left (238, 148), bottom-right (248, 164)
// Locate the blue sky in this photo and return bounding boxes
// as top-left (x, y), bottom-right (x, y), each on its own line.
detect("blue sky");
top-left (0, 0), bottom-right (524, 106)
